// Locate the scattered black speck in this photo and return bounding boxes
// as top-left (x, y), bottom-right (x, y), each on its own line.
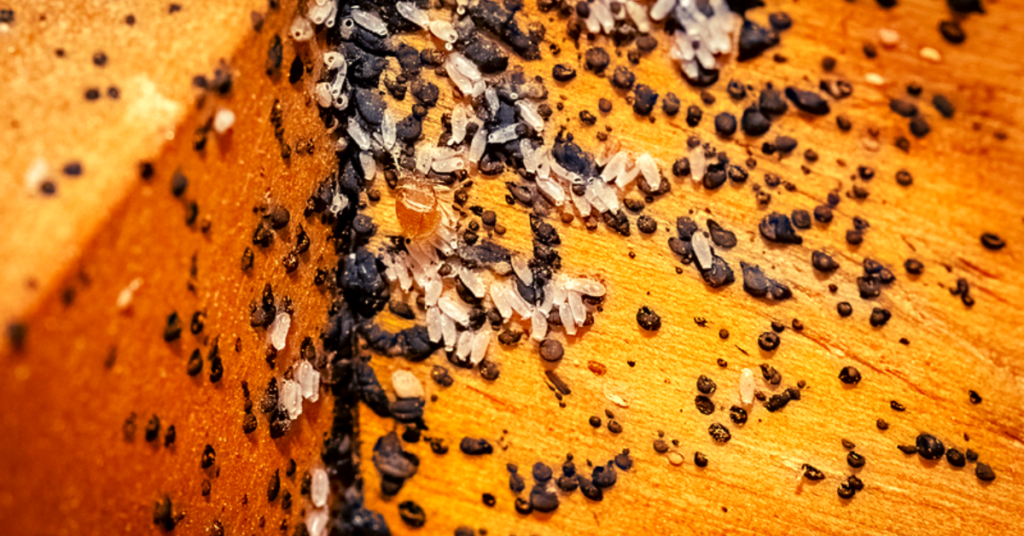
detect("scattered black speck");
top-left (758, 332), bottom-right (780, 351)
top-left (399, 501), bottom-right (426, 527)
top-left (460, 437), bottom-right (493, 455)
top-left (939, 20), bottom-right (966, 44)
top-left (201, 444), bottom-right (216, 468)
top-left (981, 233), bottom-right (1005, 250)
top-left (164, 312), bottom-right (182, 342)
top-left (634, 85), bottom-right (659, 116)
top-left (708, 423), bottom-right (731, 443)
top-left (786, 87), bottom-right (830, 115)
top-left (870, 308), bottom-right (892, 327)
top-left (916, 433), bottom-right (945, 460)
top-left (636, 306), bottom-right (661, 331)
top-left (976, 463), bottom-right (996, 481)
top-left (839, 366), bottom-right (861, 385)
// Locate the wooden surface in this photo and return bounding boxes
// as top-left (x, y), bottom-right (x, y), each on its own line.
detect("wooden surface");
top-left (0, 0), bottom-right (1022, 535)
top-left (357, 1), bottom-right (1024, 535)
top-left (0, 1), bottom-right (344, 534)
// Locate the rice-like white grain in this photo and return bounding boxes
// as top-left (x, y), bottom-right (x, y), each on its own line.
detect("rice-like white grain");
top-left (740, 368), bottom-right (756, 405)
top-left (430, 20), bottom-right (459, 43)
top-left (469, 128), bottom-right (488, 163)
top-left (625, 1), bottom-right (651, 33)
top-left (538, 281), bottom-right (555, 314)
top-left (280, 379), bottom-right (303, 419)
top-left (450, 52), bottom-right (481, 81)
top-left (290, 16), bottom-right (314, 41)
top-left (445, 57), bottom-right (476, 95)
top-left (560, 302), bottom-right (577, 335)
top-left (452, 105), bottom-right (468, 145)
top-left (415, 148), bottom-right (433, 174)
top-left (650, 0), bottom-right (676, 21)
top-left (382, 113), bottom-right (396, 150)
top-left (531, 311), bottom-right (548, 341)
top-left (456, 329), bottom-right (474, 361)
top-left (427, 306), bottom-right (442, 342)
top-left (295, 360), bottom-right (320, 402)
top-left (536, 175), bottom-right (566, 206)
top-left (268, 313), bottom-right (291, 350)
top-left (391, 370), bottom-right (424, 399)
top-left (517, 101), bottom-right (544, 132)
top-left (584, 12), bottom-right (601, 34)
top-left (306, 508), bottom-right (329, 536)
top-left (396, 1), bottom-right (430, 28)
top-left (311, 468), bottom-right (329, 507)
top-left (568, 290), bottom-right (587, 325)
top-left (432, 156), bottom-right (465, 173)
top-left (470, 330), bottom-right (490, 365)
top-left (488, 123), bottom-right (519, 144)
top-left (512, 256), bottom-right (533, 286)
top-left (459, 266), bottom-right (486, 298)
top-left (689, 145), bottom-right (707, 183)
top-left (425, 278), bottom-right (442, 306)
top-left (347, 117), bottom-right (370, 150)
top-left (601, 151), bottom-right (629, 182)
top-left (438, 295), bottom-right (471, 325)
top-left (692, 231), bottom-right (713, 270)
top-left (441, 312), bottom-right (457, 350)
top-left (490, 285), bottom-right (513, 320)
top-left (636, 153), bottom-right (660, 191)
top-left (352, 8), bottom-right (387, 35)
top-left (359, 151), bottom-right (377, 180)
top-left (566, 278), bottom-right (606, 297)
top-left (591, 0), bottom-right (615, 33)
top-left (615, 164), bottom-right (641, 189)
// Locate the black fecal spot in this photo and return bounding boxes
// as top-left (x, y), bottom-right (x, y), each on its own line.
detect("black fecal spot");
top-left (530, 485), bottom-right (559, 512)
top-left (948, 0), bottom-right (984, 13)
top-left (737, 20), bottom-right (779, 61)
top-left (353, 360), bottom-right (391, 417)
top-left (611, 66), bottom-right (636, 89)
top-left (890, 98), bottom-right (918, 118)
top-left (759, 212), bottom-right (802, 244)
top-left (584, 47), bottom-right (610, 73)
top-left (741, 105), bottom-right (771, 136)
top-left (916, 433), bottom-right (945, 460)
top-left (633, 85), bottom-right (659, 116)
top-left (740, 262), bottom-right (790, 300)
top-left (361, 324), bottom-right (438, 361)
top-left (287, 55), bottom-right (304, 85)
top-left (551, 135), bottom-right (597, 177)
top-left (759, 85), bottom-right (788, 115)
top-left (464, 37), bottom-right (509, 74)
top-left (579, 476), bottom-right (603, 501)
top-left (460, 437), bottom-right (494, 455)
top-left (933, 95), bottom-right (955, 118)
top-left (354, 88), bottom-right (386, 125)
top-left (265, 34), bottom-right (283, 78)
top-left (785, 87), bottom-right (830, 115)
top-left (338, 249), bottom-right (390, 317)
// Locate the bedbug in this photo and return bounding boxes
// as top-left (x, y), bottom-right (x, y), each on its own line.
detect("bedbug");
top-left (395, 176), bottom-right (442, 238)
